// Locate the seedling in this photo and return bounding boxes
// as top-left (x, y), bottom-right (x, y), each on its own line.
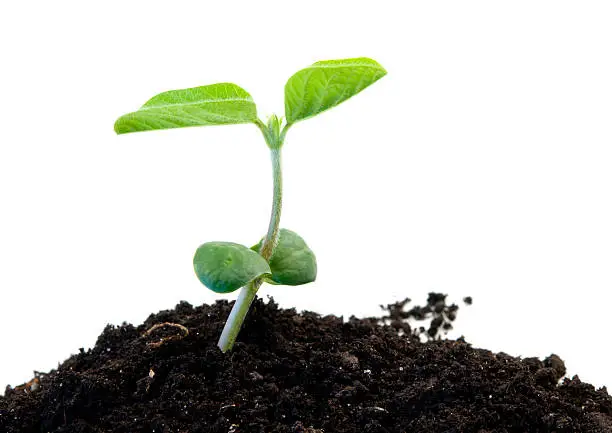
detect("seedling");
top-left (115, 57), bottom-right (386, 352)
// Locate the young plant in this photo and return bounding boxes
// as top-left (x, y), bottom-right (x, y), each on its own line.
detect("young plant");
top-left (115, 57), bottom-right (386, 352)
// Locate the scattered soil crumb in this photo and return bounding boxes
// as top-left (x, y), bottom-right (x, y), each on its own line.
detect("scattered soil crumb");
top-left (380, 292), bottom-right (465, 339)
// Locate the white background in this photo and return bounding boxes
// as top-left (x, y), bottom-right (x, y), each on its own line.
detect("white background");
top-left (1, 1), bottom-right (611, 392)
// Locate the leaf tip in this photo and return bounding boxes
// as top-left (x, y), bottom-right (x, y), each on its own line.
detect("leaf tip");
top-left (113, 116), bottom-right (129, 135)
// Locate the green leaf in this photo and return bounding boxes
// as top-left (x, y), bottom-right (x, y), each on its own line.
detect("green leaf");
top-left (115, 83), bottom-right (258, 134)
top-left (193, 242), bottom-right (271, 293)
top-left (284, 57), bottom-right (386, 124)
top-left (252, 229), bottom-right (317, 286)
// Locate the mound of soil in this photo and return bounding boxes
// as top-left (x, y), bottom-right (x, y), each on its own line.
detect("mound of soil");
top-left (1, 295), bottom-right (611, 432)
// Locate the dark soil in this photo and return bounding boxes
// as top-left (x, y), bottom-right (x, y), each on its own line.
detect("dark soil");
top-left (1, 295), bottom-right (611, 433)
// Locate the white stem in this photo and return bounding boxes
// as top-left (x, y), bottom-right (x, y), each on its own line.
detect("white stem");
top-left (217, 281), bottom-right (260, 352)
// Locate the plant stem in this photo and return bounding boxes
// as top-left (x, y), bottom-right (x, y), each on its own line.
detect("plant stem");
top-left (217, 279), bottom-right (260, 352)
top-left (218, 148), bottom-right (283, 352)
top-left (259, 148), bottom-right (283, 261)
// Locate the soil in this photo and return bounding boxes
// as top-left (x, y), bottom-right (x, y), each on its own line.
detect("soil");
top-left (1, 294), bottom-right (611, 433)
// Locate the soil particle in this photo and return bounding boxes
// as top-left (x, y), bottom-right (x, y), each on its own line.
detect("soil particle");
top-left (381, 292), bottom-right (464, 339)
top-left (1, 296), bottom-right (611, 432)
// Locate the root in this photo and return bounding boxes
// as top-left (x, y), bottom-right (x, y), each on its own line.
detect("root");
top-left (13, 377), bottom-right (40, 394)
top-left (143, 322), bottom-right (189, 348)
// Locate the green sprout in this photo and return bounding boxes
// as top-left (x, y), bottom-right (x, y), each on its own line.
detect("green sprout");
top-left (114, 57), bottom-right (386, 352)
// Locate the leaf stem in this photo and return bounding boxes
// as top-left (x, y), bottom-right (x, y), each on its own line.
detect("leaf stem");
top-left (218, 148), bottom-right (283, 352)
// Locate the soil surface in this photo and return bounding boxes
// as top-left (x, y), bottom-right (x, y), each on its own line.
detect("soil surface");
top-left (1, 295), bottom-right (611, 433)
